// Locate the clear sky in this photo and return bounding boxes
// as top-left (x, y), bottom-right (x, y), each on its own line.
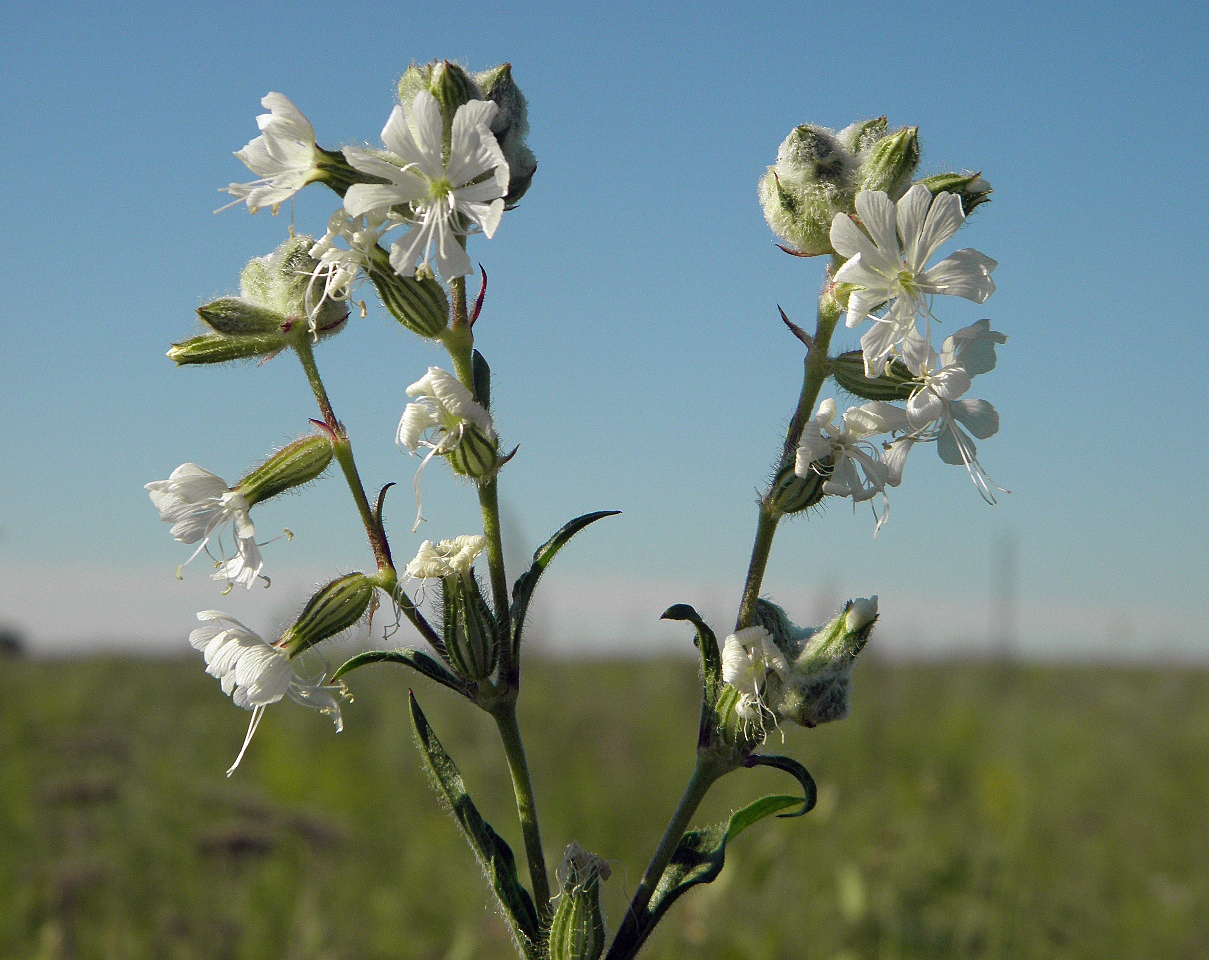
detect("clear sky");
top-left (1, 0), bottom-right (1206, 659)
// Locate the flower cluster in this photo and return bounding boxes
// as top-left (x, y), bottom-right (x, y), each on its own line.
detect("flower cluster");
top-left (788, 182), bottom-right (1007, 526)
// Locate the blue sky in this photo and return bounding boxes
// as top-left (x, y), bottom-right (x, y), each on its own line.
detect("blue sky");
top-left (1, 0), bottom-right (1206, 658)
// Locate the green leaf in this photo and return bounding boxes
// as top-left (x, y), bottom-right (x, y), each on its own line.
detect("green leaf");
top-left (659, 604), bottom-right (721, 708)
top-left (332, 649), bottom-right (472, 699)
top-left (408, 693), bottom-right (542, 958)
top-left (510, 511), bottom-right (620, 655)
top-left (742, 753), bottom-right (818, 817)
top-left (472, 348), bottom-right (491, 410)
top-left (606, 794), bottom-right (803, 960)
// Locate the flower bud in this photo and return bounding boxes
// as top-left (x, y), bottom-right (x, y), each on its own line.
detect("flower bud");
top-left (836, 116), bottom-right (888, 155)
top-left (234, 434), bottom-right (335, 507)
top-left (767, 460), bottom-right (828, 516)
top-left (167, 332), bottom-right (286, 366)
top-left (549, 843), bottom-right (610, 960)
top-left (855, 125), bottom-right (920, 199)
top-left (915, 171), bottom-right (993, 215)
top-left (474, 63), bottom-right (537, 204)
top-left (758, 125), bottom-right (856, 256)
top-left (398, 60), bottom-right (480, 149)
top-left (281, 573), bottom-right (375, 656)
top-left (366, 246), bottom-right (449, 338)
top-left (773, 597), bottom-right (878, 728)
top-left (831, 350), bottom-right (916, 402)
top-left (196, 297), bottom-right (288, 337)
top-left (438, 572), bottom-right (498, 681)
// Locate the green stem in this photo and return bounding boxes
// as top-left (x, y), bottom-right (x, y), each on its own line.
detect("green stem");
top-left (734, 291), bottom-right (841, 630)
top-left (610, 755), bottom-right (726, 954)
top-left (294, 339), bottom-right (393, 571)
top-left (478, 475), bottom-right (514, 676)
top-left (492, 698), bottom-right (552, 923)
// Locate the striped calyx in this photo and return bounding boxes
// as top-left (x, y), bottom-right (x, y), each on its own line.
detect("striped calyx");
top-left (549, 843), bottom-right (610, 960)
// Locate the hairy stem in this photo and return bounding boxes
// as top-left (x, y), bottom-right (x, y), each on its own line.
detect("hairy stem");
top-left (608, 755), bottom-right (726, 957)
top-left (492, 698), bottom-right (552, 923)
top-left (734, 290), bottom-right (841, 630)
top-left (294, 339), bottom-right (393, 571)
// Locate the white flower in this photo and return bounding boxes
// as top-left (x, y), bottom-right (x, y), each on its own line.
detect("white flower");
top-left (721, 626), bottom-right (789, 724)
top-left (869, 322), bottom-right (1007, 504)
top-left (397, 367), bottom-right (497, 530)
top-left (145, 464), bottom-right (266, 591)
top-left (405, 535), bottom-right (487, 579)
top-left (846, 596), bottom-right (879, 632)
top-left (189, 611), bottom-right (345, 775)
top-left (795, 399), bottom-right (894, 533)
top-left (221, 93), bottom-right (321, 214)
top-left (343, 91), bottom-right (509, 280)
top-left (306, 208), bottom-right (397, 320)
top-left (831, 184), bottom-right (997, 375)
top-left (398, 366), bottom-right (496, 454)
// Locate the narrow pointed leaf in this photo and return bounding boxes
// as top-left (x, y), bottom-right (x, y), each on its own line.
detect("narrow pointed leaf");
top-left (332, 649), bottom-right (472, 699)
top-left (510, 511), bottom-right (620, 650)
top-left (408, 693), bottom-right (542, 958)
top-left (742, 753), bottom-right (818, 817)
top-left (606, 794), bottom-right (803, 960)
top-left (660, 604), bottom-right (721, 710)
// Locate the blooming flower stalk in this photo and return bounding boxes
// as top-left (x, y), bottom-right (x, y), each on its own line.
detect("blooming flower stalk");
top-left (221, 93), bottom-right (322, 214)
top-left (189, 610), bottom-right (345, 775)
top-left (145, 463), bottom-right (265, 591)
top-left (343, 90), bottom-right (509, 280)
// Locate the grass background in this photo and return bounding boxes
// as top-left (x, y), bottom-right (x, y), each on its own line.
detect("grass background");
top-left (2, 654), bottom-right (1206, 959)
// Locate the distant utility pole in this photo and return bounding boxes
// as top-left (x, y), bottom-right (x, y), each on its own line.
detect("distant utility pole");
top-left (991, 532), bottom-right (1019, 661)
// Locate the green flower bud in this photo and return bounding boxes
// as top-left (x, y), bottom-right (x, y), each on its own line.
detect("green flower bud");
top-left (837, 116), bottom-right (889, 155)
top-left (167, 333), bottom-right (286, 366)
top-left (398, 60), bottom-right (480, 153)
top-left (765, 597), bottom-right (878, 728)
top-left (832, 350), bottom-right (917, 402)
top-left (855, 126), bottom-right (920, 199)
top-left (281, 573), bottom-right (375, 656)
top-left (234, 434), bottom-right (335, 507)
top-left (474, 63), bottom-right (538, 204)
top-left (915, 171), bottom-right (993, 215)
top-left (366, 246), bottom-right (449, 338)
top-left (549, 843), bottom-right (610, 960)
top-left (758, 124), bottom-right (856, 256)
top-left (196, 297), bottom-right (288, 337)
top-left (767, 460), bottom-right (828, 516)
top-left (438, 572), bottom-right (498, 682)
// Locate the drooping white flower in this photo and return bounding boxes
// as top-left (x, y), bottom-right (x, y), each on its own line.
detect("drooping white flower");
top-left (343, 90), bottom-right (509, 280)
top-left (869, 323), bottom-right (1008, 504)
top-left (831, 185), bottom-right (997, 375)
top-left (795, 398), bottom-right (895, 533)
top-left (306, 208), bottom-right (398, 321)
top-left (721, 626), bottom-right (789, 724)
top-left (397, 367), bottom-right (497, 530)
top-left (405, 535), bottom-right (487, 580)
top-left (145, 464), bottom-right (266, 590)
top-left (189, 611), bottom-right (345, 775)
top-left (221, 93), bottom-right (321, 214)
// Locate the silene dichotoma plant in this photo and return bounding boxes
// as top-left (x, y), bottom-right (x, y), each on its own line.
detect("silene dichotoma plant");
top-left (147, 62), bottom-right (1006, 960)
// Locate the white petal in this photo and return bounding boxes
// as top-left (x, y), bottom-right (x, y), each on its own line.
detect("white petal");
top-left (905, 188), bottom-right (963, 270)
top-left (853, 191), bottom-right (902, 269)
top-left (951, 399), bottom-right (1000, 439)
top-left (918, 249), bottom-right (997, 302)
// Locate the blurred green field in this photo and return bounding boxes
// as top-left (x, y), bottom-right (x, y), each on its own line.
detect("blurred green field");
top-left (2, 653), bottom-right (1206, 960)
